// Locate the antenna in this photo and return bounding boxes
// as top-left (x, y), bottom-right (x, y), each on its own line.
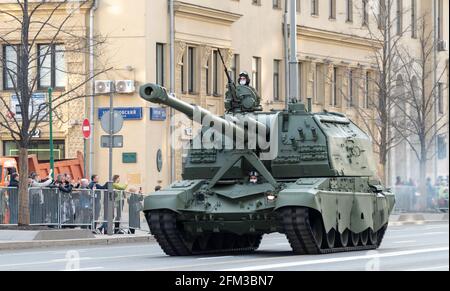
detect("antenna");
top-left (217, 49), bottom-right (239, 110)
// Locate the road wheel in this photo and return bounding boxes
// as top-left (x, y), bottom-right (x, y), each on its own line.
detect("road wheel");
top-left (360, 229), bottom-right (369, 246)
top-left (350, 231), bottom-right (360, 246)
top-left (310, 212), bottom-right (324, 248)
top-left (193, 234), bottom-right (211, 252)
top-left (368, 229), bottom-right (378, 245)
top-left (211, 233), bottom-right (224, 250)
top-left (324, 228), bottom-right (336, 249)
top-left (338, 229), bottom-right (350, 247)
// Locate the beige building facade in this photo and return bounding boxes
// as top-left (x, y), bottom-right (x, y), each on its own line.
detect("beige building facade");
top-left (0, 2), bottom-right (90, 162)
top-left (1, 0), bottom-right (448, 191)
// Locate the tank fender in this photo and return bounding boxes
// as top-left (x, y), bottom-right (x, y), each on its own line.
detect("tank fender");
top-left (143, 180), bottom-right (205, 213)
top-left (274, 189), bottom-right (321, 212)
top-left (143, 193), bottom-right (182, 213)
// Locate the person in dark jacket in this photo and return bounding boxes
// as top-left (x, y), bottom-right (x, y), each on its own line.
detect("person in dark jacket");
top-left (89, 175), bottom-right (108, 233)
top-left (54, 174), bottom-right (73, 225)
top-left (8, 173), bottom-right (19, 188)
top-left (88, 175), bottom-right (108, 190)
top-left (127, 187), bottom-right (144, 234)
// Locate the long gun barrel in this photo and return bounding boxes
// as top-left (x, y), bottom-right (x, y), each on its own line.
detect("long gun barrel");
top-left (140, 83), bottom-right (268, 142)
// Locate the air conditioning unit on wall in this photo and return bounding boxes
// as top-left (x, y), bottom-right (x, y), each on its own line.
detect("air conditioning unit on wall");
top-left (115, 80), bottom-right (136, 94)
top-left (95, 80), bottom-right (113, 94)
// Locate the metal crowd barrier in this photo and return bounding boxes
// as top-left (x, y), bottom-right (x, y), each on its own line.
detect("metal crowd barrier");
top-left (0, 187), bottom-right (147, 232)
top-left (0, 187), bottom-right (18, 225)
top-left (393, 186), bottom-right (418, 213)
top-left (393, 185), bottom-right (448, 213)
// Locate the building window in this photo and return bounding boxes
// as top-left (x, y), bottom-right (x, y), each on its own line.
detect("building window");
top-left (298, 62), bottom-right (303, 101)
top-left (252, 57), bottom-right (261, 92)
top-left (311, 0), bottom-right (319, 15)
top-left (346, 0), bottom-right (353, 22)
top-left (364, 71), bottom-right (370, 108)
top-left (297, 0), bottom-right (301, 12)
top-left (437, 0), bottom-right (443, 41)
top-left (252, 0), bottom-right (261, 6)
top-left (378, 0), bottom-right (386, 29)
top-left (331, 66), bottom-right (338, 106)
top-left (156, 43), bottom-right (165, 86)
top-left (411, 0), bottom-right (417, 38)
top-left (362, 0), bottom-right (369, 25)
top-left (2, 45), bottom-right (18, 90)
top-left (206, 58), bottom-right (210, 95)
top-left (396, 0), bottom-right (403, 35)
top-left (231, 54), bottom-right (239, 83)
top-left (3, 140), bottom-right (66, 161)
top-left (315, 64), bottom-right (325, 105)
top-left (273, 60), bottom-right (281, 101)
top-left (329, 0), bottom-right (336, 19)
top-left (188, 47), bottom-right (196, 94)
top-left (437, 134), bottom-right (447, 160)
top-left (38, 44), bottom-right (65, 90)
top-left (438, 82), bottom-right (444, 114)
top-left (348, 69), bottom-right (354, 107)
top-left (213, 50), bottom-right (220, 96)
top-left (181, 56), bottom-right (185, 92)
top-left (10, 93), bottom-right (47, 120)
top-left (273, 0), bottom-right (281, 9)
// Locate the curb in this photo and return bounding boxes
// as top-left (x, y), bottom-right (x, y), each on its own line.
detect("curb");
top-left (389, 220), bottom-right (449, 226)
top-left (0, 235), bottom-right (155, 251)
top-left (389, 212), bottom-right (449, 226)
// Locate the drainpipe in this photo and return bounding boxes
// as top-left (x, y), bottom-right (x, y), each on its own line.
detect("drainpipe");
top-left (288, 0), bottom-right (299, 103)
top-left (283, 0), bottom-right (289, 109)
top-left (433, 0), bottom-right (438, 183)
top-left (89, 0), bottom-right (99, 179)
top-left (169, 0), bottom-right (175, 182)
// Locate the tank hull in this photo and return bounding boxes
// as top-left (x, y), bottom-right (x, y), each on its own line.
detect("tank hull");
top-left (144, 178), bottom-right (395, 256)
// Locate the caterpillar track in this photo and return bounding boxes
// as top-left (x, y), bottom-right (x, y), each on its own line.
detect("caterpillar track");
top-left (146, 210), bottom-right (263, 256)
top-left (279, 207), bottom-right (388, 254)
top-left (146, 207), bottom-right (387, 256)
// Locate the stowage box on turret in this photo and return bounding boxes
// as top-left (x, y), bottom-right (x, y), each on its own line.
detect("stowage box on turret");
top-left (139, 74), bottom-right (395, 256)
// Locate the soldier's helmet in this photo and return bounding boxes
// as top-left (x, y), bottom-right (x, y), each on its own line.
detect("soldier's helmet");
top-left (238, 71), bottom-right (251, 86)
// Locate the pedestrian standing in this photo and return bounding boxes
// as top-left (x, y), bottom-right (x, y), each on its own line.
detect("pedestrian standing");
top-left (89, 175), bottom-right (108, 233)
top-left (112, 175), bottom-right (128, 233)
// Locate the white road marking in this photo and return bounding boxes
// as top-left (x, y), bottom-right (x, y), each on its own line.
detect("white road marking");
top-left (63, 267), bottom-right (104, 271)
top-left (392, 240), bottom-right (416, 244)
top-left (0, 243), bottom-right (152, 257)
top-left (0, 253), bottom-right (149, 268)
top-left (275, 243), bottom-right (290, 246)
top-left (51, 258), bottom-right (93, 263)
top-left (221, 247), bottom-right (449, 271)
top-left (425, 225), bottom-right (449, 230)
top-left (388, 232), bottom-right (448, 239)
top-left (198, 256), bottom-right (234, 260)
top-left (407, 265), bottom-right (449, 271)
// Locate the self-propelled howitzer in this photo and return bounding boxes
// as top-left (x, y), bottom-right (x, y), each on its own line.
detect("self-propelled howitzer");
top-left (139, 83), bottom-right (395, 256)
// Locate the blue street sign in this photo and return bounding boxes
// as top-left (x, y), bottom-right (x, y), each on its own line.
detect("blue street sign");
top-left (150, 107), bottom-right (167, 121)
top-left (98, 107), bottom-right (143, 120)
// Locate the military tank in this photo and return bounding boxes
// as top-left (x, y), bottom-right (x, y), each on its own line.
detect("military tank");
top-left (139, 63), bottom-right (395, 256)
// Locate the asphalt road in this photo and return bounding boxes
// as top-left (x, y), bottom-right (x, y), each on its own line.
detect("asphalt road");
top-left (0, 223), bottom-right (448, 271)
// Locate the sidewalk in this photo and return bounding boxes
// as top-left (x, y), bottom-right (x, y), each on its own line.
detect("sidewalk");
top-left (389, 212), bottom-right (449, 226)
top-left (0, 213), bottom-right (447, 251)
